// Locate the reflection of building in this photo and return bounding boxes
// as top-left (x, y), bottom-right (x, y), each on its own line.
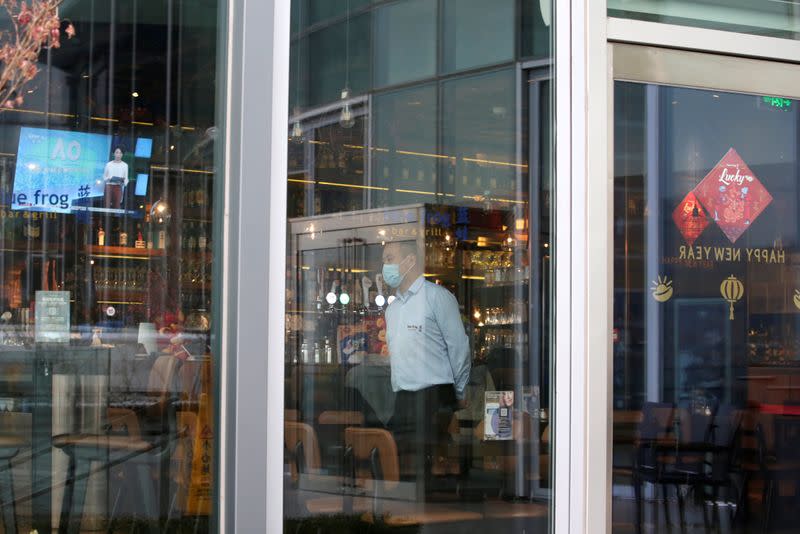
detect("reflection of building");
top-left (287, 0), bottom-right (550, 219)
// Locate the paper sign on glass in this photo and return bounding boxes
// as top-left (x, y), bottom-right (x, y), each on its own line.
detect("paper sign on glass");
top-left (693, 148), bottom-right (772, 243)
top-left (672, 191), bottom-right (709, 245)
top-left (484, 391), bottom-right (513, 441)
top-left (34, 291), bottom-right (70, 343)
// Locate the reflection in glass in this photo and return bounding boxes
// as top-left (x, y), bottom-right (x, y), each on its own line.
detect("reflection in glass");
top-left (613, 81), bottom-right (800, 533)
top-left (306, 13), bottom-right (370, 108)
top-left (372, 84), bottom-right (438, 206)
top-left (285, 2), bottom-right (554, 530)
top-left (442, 69), bottom-right (517, 205)
top-left (442, 0), bottom-right (515, 73)
top-left (0, 1), bottom-right (221, 532)
top-left (373, 0), bottom-right (437, 88)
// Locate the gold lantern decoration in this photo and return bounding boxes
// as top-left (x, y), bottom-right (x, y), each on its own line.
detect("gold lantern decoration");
top-left (720, 275), bottom-right (744, 320)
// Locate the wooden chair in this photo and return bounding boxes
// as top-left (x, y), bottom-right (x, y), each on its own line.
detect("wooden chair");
top-left (54, 354), bottom-right (180, 534)
top-left (284, 421), bottom-right (322, 481)
top-left (345, 427), bottom-right (481, 527)
top-left (284, 421), bottom-right (371, 517)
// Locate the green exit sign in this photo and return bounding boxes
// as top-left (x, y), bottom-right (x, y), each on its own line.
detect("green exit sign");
top-left (761, 95), bottom-right (793, 110)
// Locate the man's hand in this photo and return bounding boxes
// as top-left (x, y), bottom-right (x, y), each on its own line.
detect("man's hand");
top-left (458, 398), bottom-right (469, 410)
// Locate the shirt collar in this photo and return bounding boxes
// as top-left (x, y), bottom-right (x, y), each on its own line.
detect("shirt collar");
top-left (397, 275), bottom-right (424, 302)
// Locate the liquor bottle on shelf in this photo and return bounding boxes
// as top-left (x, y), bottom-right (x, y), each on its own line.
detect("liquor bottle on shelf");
top-left (324, 337), bottom-right (334, 364)
top-left (196, 184), bottom-right (207, 208)
top-left (119, 225), bottom-right (129, 247)
top-left (187, 222), bottom-right (197, 251)
top-left (157, 225), bottom-right (167, 250)
top-left (313, 342), bottom-right (321, 364)
top-left (197, 223), bottom-right (208, 252)
top-left (97, 223), bottom-right (106, 246)
top-left (144, 206), bottom-right (154, 249)
top-left (299, 341), bottom-right (309, 364)
top-left (135, 224), bottom-right (146, 249)
top-left (111, 221), bottom-right (120, 247)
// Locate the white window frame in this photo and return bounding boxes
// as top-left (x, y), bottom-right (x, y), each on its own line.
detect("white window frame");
top-left (571, 10), bottom-right (800, 534)
top-left (219, 1), bottom-right (800, 532)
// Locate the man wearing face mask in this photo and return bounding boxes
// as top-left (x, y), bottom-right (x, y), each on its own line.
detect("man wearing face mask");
top-left (382, 240), bottom-right (470, 490)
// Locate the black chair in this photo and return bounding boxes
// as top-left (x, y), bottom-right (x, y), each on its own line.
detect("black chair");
top-left (632, 402), bottom-right (675, 533)
top-left (756, 417), bottom-right (800, 533)
top-left (681, 404), bottom-right (743, 530)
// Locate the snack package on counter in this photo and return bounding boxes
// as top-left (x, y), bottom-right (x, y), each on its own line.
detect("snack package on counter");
top-left (364, 315), bottom-right (388, 357)
top-left (337, 324), bottom-right (369, 364)
top-left (337, 315), bottom-right (388, 364)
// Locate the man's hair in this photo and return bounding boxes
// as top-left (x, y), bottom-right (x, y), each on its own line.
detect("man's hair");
top-left (112, 146), bottom-right (124, 154)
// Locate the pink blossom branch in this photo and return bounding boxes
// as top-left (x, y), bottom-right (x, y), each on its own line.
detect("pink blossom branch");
top-left (0, 0), bottom-right (75, 111)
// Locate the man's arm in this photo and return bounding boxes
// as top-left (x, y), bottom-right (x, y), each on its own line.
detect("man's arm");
top-left (435, 288), bottom-right (471, 401)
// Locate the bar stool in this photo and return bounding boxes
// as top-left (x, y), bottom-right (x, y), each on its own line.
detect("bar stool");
top-left (0, 436), bottom-right (24, 534)
top-left (54, 355), bottom-right (179, 534)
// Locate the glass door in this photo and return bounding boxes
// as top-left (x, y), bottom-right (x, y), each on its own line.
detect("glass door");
top-left (612, 44), bottom-right (800, 533)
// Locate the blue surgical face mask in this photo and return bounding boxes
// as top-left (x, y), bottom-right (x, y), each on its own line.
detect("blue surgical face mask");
top-left (382, 255), bottom-right (412, 288)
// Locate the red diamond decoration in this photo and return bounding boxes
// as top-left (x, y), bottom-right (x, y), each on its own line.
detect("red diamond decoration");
top-left (673, 191), bottom-right (709, 245)
top-left (693, 148), bottom-right (773, 244)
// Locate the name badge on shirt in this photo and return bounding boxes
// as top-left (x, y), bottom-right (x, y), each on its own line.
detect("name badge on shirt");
top-left (406, 323), bottom-right (423, 333)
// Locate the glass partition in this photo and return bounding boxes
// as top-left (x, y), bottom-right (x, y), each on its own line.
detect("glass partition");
top-left (0, 1), bottom-right (222, 532)
top-left (285, 2), bottom-right (555, 532)
top-left (613, 77), bottom-right (800, 533)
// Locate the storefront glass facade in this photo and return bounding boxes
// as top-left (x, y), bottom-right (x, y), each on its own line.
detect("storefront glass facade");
top-left (0, 1), bottom-right (222, 532)
top-left (283, 0), bottom-right (554, 531)
top-left (611, 46), bottom-right (800, 533)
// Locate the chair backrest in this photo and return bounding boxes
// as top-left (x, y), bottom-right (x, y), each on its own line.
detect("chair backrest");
top-left (711, 404), bottom-right (741, 447)
top-left (284, 421), bottom-right (321, 479)
top-left (774, 416), bottom-right (800, 462)
top-left (636, 402), bottom-right (674, 470)
top-left (345, 427), bottom-right (399, 492)
top-left (148, 354), bottom-right (179, 399)
top-left (639, 402), bottom-right (673, 441)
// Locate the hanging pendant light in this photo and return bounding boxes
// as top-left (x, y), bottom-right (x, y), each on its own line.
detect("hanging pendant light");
top-left (290, 106), bottom-right (304, 143)
top-left (291, 120), bottom-right (304, 141)
top-left (338, 0), bottom-right (355, 129)
top-left (290, 1), bottom-right (305, 143)
top-left (339, 88), bottom-right (355, 129)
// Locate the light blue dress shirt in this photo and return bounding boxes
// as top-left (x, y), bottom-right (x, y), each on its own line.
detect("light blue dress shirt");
top-left (385, 275), bottom-right (471, 400)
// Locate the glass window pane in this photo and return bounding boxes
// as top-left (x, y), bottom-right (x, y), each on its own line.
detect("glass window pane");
top-left (442, 69), bottom-right (517, 205)
top-left (306, 13), bottom-right (371, 107)
top-left (521, 0), bottom-right (553, 59)
top-left (609, 0), bottom-right (800, 40)
top-left (0, 1), bottom-right (223, 532)
top-left (306, 0), bottom-right (371, 28)
top-left (613, 80), bottom-right (800, 532)
top-left (373, 0), bottom-right (437, 88)
top-left (442, 0), bottom-right (515, 73)
top-left (286, 2), bottom-right (554, 531)
top-left (371, 84), bottom-right (438, 206)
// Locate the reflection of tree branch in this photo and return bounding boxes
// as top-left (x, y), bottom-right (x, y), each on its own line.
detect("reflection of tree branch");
top-left (0, 0), bottom-right (74, 112)
top-left (181, 126), bottom-right (217, 166)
